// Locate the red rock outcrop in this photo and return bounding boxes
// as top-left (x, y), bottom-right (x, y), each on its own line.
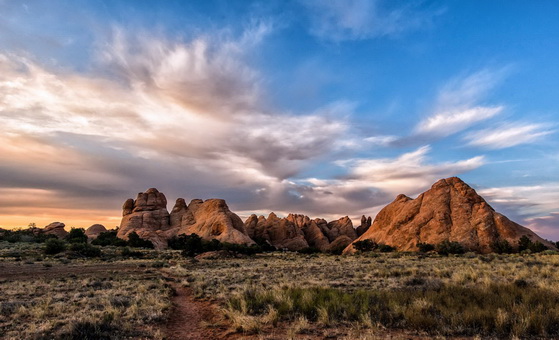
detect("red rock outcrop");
top-left (344, 177), bottom-right (554, 254)
top-left (245, 212), bottom-right (308, 250)
top-left (117, 188), bottom-right (255, 247)
top-left (85, 224), bottom-right (107, 240)
top-left (43, 222), bottom-right (68, 238)
top-left (117, 188), bottom-right (171, 248)
top-left (171, 199), bottom-right (254, 245)
top-left (245, 213), bottom-right (360, 252)
top-left (356, 215), bottom-right (372, 236)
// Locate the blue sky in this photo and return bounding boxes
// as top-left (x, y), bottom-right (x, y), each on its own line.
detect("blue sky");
top-left (0, 0), bottom-right (557, 238)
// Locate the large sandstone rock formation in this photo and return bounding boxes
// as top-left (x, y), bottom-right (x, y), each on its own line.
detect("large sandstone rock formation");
top-left (43, 222), bottom-right (68, 238)
top-left (244, 213), bottom-right (360, 252)
top-left (117, 188), bottom-right (171, 248)
top-left (171, 199), bottom-right (254, 245)
top-left (85, 224), bottom-right (107, 240)
top-left (344, 177), bottom-right (553, 254)
top-left (117, 188), bottom-right (254, 248)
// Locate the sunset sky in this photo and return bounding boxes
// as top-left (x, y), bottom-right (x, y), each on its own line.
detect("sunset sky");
top-left (1, 1), bottom-right (558, 238)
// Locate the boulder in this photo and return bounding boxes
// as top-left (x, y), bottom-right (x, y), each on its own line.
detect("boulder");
top-left (344, 177), bottom-right (555, 254)
top-left (43, 222), bottom-right (68, 238)
top-left (85, 224), bottom-right (107, 240)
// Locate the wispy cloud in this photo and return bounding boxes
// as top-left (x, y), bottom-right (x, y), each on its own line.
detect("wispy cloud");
top-left (414, 69), bottom-right (506, 138)
top-left (465, 123), bottom-right (554, 149)
top-left (300, 0), bottom-right (440, 42)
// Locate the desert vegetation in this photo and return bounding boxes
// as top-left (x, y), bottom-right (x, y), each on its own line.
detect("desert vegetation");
top-left (3, 233), bottom-right (559, 339)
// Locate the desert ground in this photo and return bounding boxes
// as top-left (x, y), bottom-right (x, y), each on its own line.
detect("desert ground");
top-left (2, 240), bottom-right (559, 340)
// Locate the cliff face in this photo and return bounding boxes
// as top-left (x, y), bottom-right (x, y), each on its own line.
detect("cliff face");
top-left (344, 177), bottom-right (554, 254)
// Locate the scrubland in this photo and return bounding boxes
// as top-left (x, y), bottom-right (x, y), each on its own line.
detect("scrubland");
top-left (3, 240), bottom-right (559, 339)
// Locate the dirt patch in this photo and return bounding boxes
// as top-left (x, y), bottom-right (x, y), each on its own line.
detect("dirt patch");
top-left (164, 283), bottom-right (229, 340)
top-left (0, 262), bottom-right (145, 281)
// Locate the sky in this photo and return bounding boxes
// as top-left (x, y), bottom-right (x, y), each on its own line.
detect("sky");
top-left (0, 0), bottom-right (558, 239)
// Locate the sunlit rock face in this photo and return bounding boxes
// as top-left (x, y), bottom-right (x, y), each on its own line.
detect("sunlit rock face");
top-left (117, 188), bottom-right (254, 248)
top-left (117, 188), bottom-right (171, 248)
top-left (43, 222), bottom-right (68, 238)
top-left (170, 198), bottom-right (254, 246)
top-left (244, 213), bottom-right (360, 252)
top-left (344, 177), bottom-right (555, 254)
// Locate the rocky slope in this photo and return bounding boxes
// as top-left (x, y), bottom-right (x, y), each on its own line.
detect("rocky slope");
top-left (85, 224), bottom-right (107, 240)
top-left (344, 177), bottom-right (553, 254)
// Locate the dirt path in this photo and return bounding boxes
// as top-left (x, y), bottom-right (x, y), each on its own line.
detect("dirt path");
top-left (164, 283), bottom-right (228, 340)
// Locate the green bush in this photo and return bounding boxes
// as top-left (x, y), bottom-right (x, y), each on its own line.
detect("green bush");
top-left (65, 228), bottom-right (88, 244)
top-left (44, 238), bottom-right (67, 255)
top-left (298, 247), bottom-right (321, 254)
top-left (518, 236), bottom-right (548, 253)
top-left (353, 239), bottom-right (377, 252)
top-left (69, 243), bottom-right (102, 257)
top-left (378, 244), bottom-right (396, 252)
top-left (436, 240), bottom-right (465, 256)
top-left (121, 247), bottom-right (143, 258)
top-left (417, 242), bottom-right (435, 253)
top-left (92, 230), bottom-right (127, 247)
top-left (126, 232), bottom-right (154, 249)
top-left (490, 239), bottom-right (514, 254)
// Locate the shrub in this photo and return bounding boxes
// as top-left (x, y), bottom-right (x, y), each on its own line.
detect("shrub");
top-left (126, 232), bottom-right (154, 249)
top-left (69, 243), bottom-right (102, 257)
top-left (44, 238), bottom-right (67, 255)
top-left (91, 230), bottom-right (127, 247)
top-left (252, 237), bottom-right (276, 252)
top-left (490, 239), bottom-right (514, 254)
top-left (518, 236), bottom-right (548, 253)
top-left (417, 242), bottom-right (435, 253)
top-left (65, 228), bottom-right (88, 244)
top-left (353, 239), bottom-right (378, 252)
top-left (436, 240), bottom-right (465, 256)
top-left (378, 244), bottom-right (395, 252)
top-left (121, 247), bottom-right (143, 258)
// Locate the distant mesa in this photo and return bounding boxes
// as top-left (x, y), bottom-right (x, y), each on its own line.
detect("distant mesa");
top-left (344, 177), bottom-right (554, 254)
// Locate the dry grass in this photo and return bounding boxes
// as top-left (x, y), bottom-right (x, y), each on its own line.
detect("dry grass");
top-left (166, 251), bottom-right (559, 338)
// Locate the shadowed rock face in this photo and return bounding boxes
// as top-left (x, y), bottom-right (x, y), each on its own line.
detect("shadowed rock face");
top-left (43, 222), bottom-right (68, 238)
top-left (85, 224), bottom-right (107, 239)
top-left (344, 177), bottom-right (554, 254)
top-left (244, 213), bottom-right (360, 251)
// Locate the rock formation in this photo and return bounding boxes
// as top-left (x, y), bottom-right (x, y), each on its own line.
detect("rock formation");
top-left (43, 222), bottom-right (68, 238)
top-left (344, 177), bottom-right (554, 254)
top-left (85, 224), bottom-right (107, 240)
top-left (117, 188), bottom-right (172, 248)
top-left (117, 188), bottom-right (254, 248)
top-left (244, 213), bottom-right (360, 252)
top-left (245, 213), bottom-right (308, 250)
top-left (356, 215), bottom-right (372, 236)
top-left (171, 199), bottom-right (254, 245)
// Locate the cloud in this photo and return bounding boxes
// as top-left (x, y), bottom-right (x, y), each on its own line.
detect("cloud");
top-left (301, 0), bottom-right (439, 42)
top-left (465, 123), bottom-right (554, 149)
top-left (413, 69), bottom-right (506, 138)
top-left (478, 184), bottom-right (559, 239)
top-left (0, 26), bottom-right (364, 227)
